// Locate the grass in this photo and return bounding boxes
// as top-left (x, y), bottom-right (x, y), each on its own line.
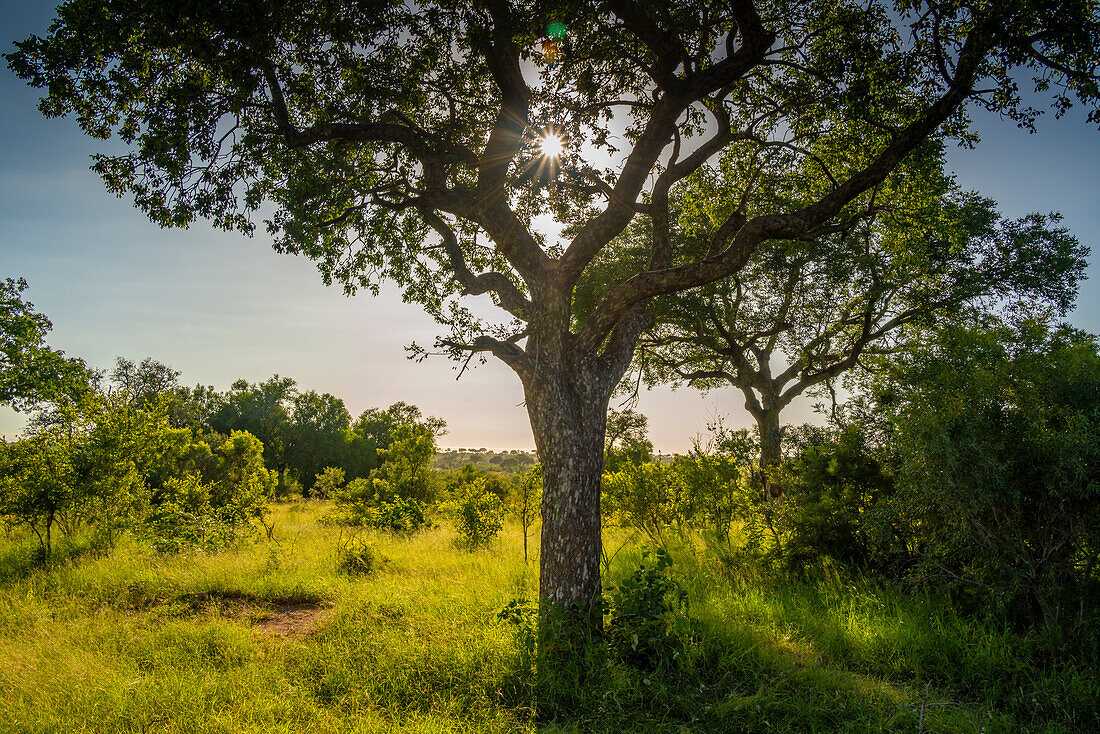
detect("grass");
top-left (0, 504), bottom-right (1096, 732)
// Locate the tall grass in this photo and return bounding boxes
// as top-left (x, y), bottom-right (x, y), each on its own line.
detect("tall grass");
top-left (0, 504), bottom-right (1095, 732)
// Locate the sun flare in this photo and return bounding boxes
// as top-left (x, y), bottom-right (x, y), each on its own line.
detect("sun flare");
top-left (539, 132), bottom-right (564, 158)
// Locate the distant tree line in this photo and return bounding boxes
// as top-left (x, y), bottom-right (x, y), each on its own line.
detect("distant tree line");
top-left (108, 357), bottom-right (451, 496)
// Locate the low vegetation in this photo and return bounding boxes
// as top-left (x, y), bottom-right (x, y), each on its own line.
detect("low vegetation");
top-left (0, 501), bottom-right (1097, 733)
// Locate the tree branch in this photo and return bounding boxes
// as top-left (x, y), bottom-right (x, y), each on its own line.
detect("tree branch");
top-left (439, 335), bottom-right (533, 378)
top-left (573, 19), bottom-right (995, 354)
top-left (419, 209), bottom-right (532, 320)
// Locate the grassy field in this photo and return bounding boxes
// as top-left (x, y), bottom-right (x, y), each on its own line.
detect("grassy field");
top-left (0, 502), bottom-right (1096, 733)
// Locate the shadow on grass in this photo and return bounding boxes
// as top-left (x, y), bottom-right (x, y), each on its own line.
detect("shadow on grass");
top-left (280, 594), bottom-right (978, 734)
top-left (0, 532), bottom-right (107, 586)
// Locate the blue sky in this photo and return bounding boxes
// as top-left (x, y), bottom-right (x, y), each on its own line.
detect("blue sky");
top-left (2, 2), bottom-right (1098, 451)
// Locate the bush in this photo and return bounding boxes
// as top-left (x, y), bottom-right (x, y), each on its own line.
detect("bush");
top-left (273, 470), bottom-right (303, 500)
top-left (364, 497), bottom-right (430, 535)
top-left (336, 538), bottom-right (379, 577)
top-left (773, 424), bottom-right (901, 575)
top-left (146, 474), bottom-right (243, 553)
top-left (602, 461), bottom-right (677, 545)
top-left (879, 317), bottom-right (1100, 632)
top-left (454, 491), bottom-right (504, 549)
top-left (605, 548), bottom-right (688, 671)
top-left (311, 466), bottom-right (345, 500)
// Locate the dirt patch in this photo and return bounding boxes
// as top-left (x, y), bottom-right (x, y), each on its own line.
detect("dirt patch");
top-left (253, 600), bottom-right (330, 636)
top-left (180, 592), bottom-right (330, 636)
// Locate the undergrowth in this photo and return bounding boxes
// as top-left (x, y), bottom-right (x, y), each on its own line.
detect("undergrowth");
top-left (0, 504), bottom-right (1095, 732)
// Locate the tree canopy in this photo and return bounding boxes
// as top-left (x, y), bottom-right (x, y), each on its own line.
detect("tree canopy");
top-left (1, 278), bottom-right (91, 411)
top-left (631, 144), bottom-right (1088, 468)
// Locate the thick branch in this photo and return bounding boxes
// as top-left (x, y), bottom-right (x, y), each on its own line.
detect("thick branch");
top-left (261, 63), bottom-right (476, 165)
top-left (440, 335), bottom-right (533, 378)
top-left (559, 4), bottom-right (775, 287)
top-left (574, 21), bottom-right (994, 353)
top-left (476, 1), bottom-right (530, 205)
top-left (598, 305), bottom-right (655, 388)
top-left (605, 0), bottom-right (687, 89)
top-left (419, 209), bottom-right (532, 320)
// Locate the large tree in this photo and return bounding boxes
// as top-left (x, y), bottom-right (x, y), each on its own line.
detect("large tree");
top-left (210, 375), bottom-right (296, 472)
top-left (634, 149), bottom-right (1087, 473)
top-left (9, 0), bottom-right (1099, 637)
top-left (286, 388), bottom-right (352, 488)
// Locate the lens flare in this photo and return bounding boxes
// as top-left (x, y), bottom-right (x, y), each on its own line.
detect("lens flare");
top-left (540, 133), bottom-right (564, 158)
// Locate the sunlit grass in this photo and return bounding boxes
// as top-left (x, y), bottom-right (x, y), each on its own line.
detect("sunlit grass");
top-left (0, 504), bottom-right (1095, 732)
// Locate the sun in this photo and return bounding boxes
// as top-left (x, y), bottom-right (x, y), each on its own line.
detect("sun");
top-left (539, 132), bottom-right (564, 158)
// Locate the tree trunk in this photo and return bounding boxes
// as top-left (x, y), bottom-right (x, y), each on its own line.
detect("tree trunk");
top-left (524, 359), bottom-right (612, 713)
top-left (527, 368), bottom-right (608, 615)
top-left (754, 408), bottom-right (784, 499)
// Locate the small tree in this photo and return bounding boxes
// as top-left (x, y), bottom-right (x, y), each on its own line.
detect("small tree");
top-left (0, 431), bottom-right (76, 557)
top-left (514, 465), bottom-right (542, 563)
top-left (0, 277), bottom-right (90, 411)
top-left (211, 430), bottom-right (276, 527)
top-left (368, 422), bottom-right (439, 504)
top-left (604, 409), bottom-right (655, 473)
top-left (455, 490), bottom-right (505, 549)
top-left (602, 461), bottom-right (676, 547)
top-left (311, 466), bottom-right (346, 500)
top-left (672, 439), bottom-right (744, 546)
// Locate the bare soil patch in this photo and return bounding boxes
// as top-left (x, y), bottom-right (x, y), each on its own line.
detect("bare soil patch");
top-left (180, 592), bottom-right (330, 636)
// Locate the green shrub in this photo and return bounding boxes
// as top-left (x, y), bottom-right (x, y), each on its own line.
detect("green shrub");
top-left (880, 317), bottom-right (1100, 632)
top-left (602, 461), bottom-right (677, 545)
top-left (311, 466), bottom-right (345, 500)
top-left (364, 497), bottom-right (430, 535)
top-left (273, 470), bottom-right (303, 500)
top-left (605, 548), bottom-right (688, 671)
top-left (146, 474), bottom-right (242, 553)
top-left (336, 538), bottom-right (379, 577)
top-left (774, 424), bottom-right (901, 575)
top-left (454, 490), bottom-right (504, 548)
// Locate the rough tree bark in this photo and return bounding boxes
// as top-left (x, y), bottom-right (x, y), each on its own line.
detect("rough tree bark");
top-left (752, 406), bottom-right (783, 475)
top-left (527, 367), bottom-right (608, 613)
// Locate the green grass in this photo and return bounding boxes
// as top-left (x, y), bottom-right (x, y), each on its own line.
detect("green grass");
top-left (0, 505), bottom-right (1095, 732)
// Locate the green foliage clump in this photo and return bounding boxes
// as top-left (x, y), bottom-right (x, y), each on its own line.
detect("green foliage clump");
top-left (327, 410), bottom-right (442, 534)
top-left (769, 424), bottom-right (900, 575)
top-left (880, 316), bottom-right (1100, 632)
top-left (310, 466), bottom-right (345, 500)
top-left (671, 434), bottom-right (747, 546)
top-left (454, 491), bottom-right (504, 549)
top-left (146, 474), bottom-right (236, 553)
top-left (438, 464), bottom-right (508, 548)
top-left (0, 389), bottom-right (183, 556)
top-left (602, 461), bottom-right (677, 545)
top-left (604, 409), bottom-right (655, 473)
top-left (335, 538), bottom-right (379, 577)
top-left (0, 277), bottom-right (91, 411)
top-left (369, 423), bottom-right (439, 503)
top-left (364, 497), bottom-right (431, 535)
top-left (146, 430), bottom-right (274, 553)
top-left (605, 548), bottom-right (688, 671)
